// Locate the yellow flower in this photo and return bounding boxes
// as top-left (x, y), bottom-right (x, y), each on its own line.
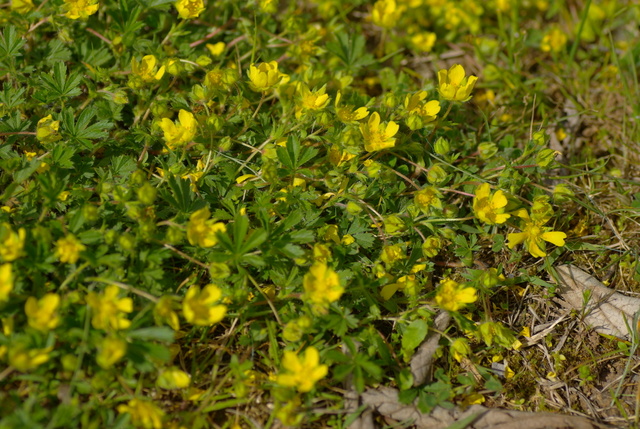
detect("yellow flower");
top-left (296, 84), bottom-right (330, 118)
top-left (0, 264), bottom-right (13, 302)
top-left (182, 284), bottom-right (227, 326)
top-left (334, 91), bottom-right (369, 123)
top-left (8, 344), bottom-right (52, 372)
top-left (372, 0), bottom-right (402, 28)
top-left (435, 278), bottom-right (477, 312)
top-left (541, 28), bottom-right (567, 53)
top-left (154, 296), bottom-right (180, 331)
top-left (36, 115), bottom-right (61, 144)
top-left (414, 186), bottom-right (442, 214)
top-left (276, 346), bottom-right (328, 392)
top-left (205, 42), bottom-right (225, 56)
top-left (303, 262), bottom-right (344, 311)
top-left (157, 367), bottom-right (191, 389)
top-left (117, 399), bottom-right (164, 429)
top-left (404, 91), bottom-right (441, 129)
top-left (472, 183), bottom-right (510, 225)
top-left (25, 293), bottom-right (60, 332)
top-left (54, 234), bottom-right (86, 264)
top-left (96, 336), bottom-right (127, 369)
top-left (437, 64), bottom-right (478, 102)
top-left (186, 207), bottom-right (226, 247)
top-left (507, 212), bottom-right (566, 258)
top-left (360, 112), bottom-right (399, 152)
top-left (86, 285), bottom-right (133, 330)
top-left (11, 0), bottom-right (34, 13)
top-left (410, 32), bottom-right (436, 52)
top-left (247, 61), bottom-right (288, 92)
top-left (63, 0), bottom-right (99, 19)
top-left (158, 109), bottom-right (198, 150)
top-left (0, 223), bottom-right (26, 262)
top-left (130, 55), bottom-right (166, 86)
top-left (175, 0), bottom-right (204, 19)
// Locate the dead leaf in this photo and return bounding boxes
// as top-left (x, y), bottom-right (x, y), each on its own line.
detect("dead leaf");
top-left (410, 311), bottom-right (451, 386)
top-left (555, 265), bottom-right (640, 340)
top-left (359, 386), bottom-right (610, 429)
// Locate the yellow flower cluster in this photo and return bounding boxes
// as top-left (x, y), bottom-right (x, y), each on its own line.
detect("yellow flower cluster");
top-left (54, 234), bottom-right (86, 264)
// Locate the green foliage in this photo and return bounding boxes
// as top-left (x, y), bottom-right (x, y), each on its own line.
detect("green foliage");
top-left (1, 0), bottom-right (639, 427)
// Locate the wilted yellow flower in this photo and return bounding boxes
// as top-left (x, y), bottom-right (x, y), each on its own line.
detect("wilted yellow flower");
top-left (157, 367), bottom-right (191, 389)
top-left (204, 67), bottom-right (238, 92)
top-left (158, 109), bottom-right (198, 149)
top-left (380, 244), bottom-right (404, 267)
top-left (63, 0), bottom-right (99, 19)
top-left (334, 91), bottom-right (369, 123)
top-left (182, 284), bottom-right (226, 326)
top-left (154, 296), bottom-right (180, 331)
top-left (86, 285), bottom-right (133, 330)
top-left (421, 236), bottom-right (442, 258)
top-left (296, 84), bottom-right (330, 118)
top-left (360, 112), bottom-right (399, 152)
top-left (0, 224), bottom-right (26, 262)
top-left (450, 338), bottom-right (471, 362)
top-left (437, 64), bottom-right (478, 102)
top-left (175, 0), bottom-right (204, 19)
top-left (9, 344), bottom-right (52, 372)
top-left (54, 234), bottom-right (86, 264)
top-left (25, 293), bottom-right (60, 332)
top-left (380, 274), bottom-right (419, 300)
top-left (117, 399), bottom-right (164, 429)
top-left (247, 61), bottom-right (288, 92)
top-left (507, 211), bottom-right (566, 258)
top-left (276, 346), bottom-right (328, 392)
top-left (372, 0), bottom-right (402, 28)
top-left (414, 186), bottom-right (442, 213)
top-left (186, 207), bottom-right (226, 247)
top-left (11, 0), bottom-right (34, 13)
top-left (96, 336), bottom-right (127, 369)
top-left (473, 183), bottom-right (510, 225)
top-left (303, 262), bottom-right (344, 311)
top-left (36, 115), bottom-right (61, 144)
top-left (435, 278), bottom-right (477, 312)
top-left (541, 28), bottom-right (568, 53)
top-left (0, 264), bottom-right (13, 302)
top-left (130, 55), bottom-right (165, 87)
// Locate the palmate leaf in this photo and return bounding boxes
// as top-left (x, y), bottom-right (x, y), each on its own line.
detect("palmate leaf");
top-left (61, 107), bottom-right (112, 149)
top-left (35, 62), bottom-right (83, 103)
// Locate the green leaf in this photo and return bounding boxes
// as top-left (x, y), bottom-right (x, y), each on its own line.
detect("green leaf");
top-left (37, 62), bottom-right (83, 102)
top-left (128, 326), bottom-right (175, 342)
top-left (401, 319), bottom-right (428, 354)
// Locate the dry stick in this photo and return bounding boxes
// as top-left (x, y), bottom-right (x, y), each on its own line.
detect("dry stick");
top-left (85, 277), bottom-right (159, 303)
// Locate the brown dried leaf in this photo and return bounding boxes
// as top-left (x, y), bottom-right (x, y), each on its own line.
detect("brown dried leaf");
top-left (555, 265), bottom-right (640, 340)
top-left (410, 311), bottom-right (451, 386)
top-left (359, 386), bottom-right (610, 429)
